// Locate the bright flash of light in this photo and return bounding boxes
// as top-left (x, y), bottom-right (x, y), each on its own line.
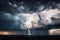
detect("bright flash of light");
top-left (49, 29), bottom-right (60, 35)
top-left (16, 13), bottom-right (39, 29)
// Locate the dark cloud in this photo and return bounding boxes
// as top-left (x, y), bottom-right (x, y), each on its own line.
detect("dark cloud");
top-left (0, 0), bottom-right (60, 31)
top-left (0, 12), bottom-right (20, 31)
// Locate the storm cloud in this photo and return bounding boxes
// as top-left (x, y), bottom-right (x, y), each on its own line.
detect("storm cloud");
top-left (0, 0), bottom-right (60, 30)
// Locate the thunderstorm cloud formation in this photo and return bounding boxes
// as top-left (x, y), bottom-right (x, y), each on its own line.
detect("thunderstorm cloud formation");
top-left (0, 0), bottom-right (60, 31)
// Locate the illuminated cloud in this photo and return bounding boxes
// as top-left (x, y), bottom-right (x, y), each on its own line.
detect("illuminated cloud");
top-left (39, 9), bottom-right (60, 25)
top-left (16, 13), bottom-right (39, 29)
top-left (15, 8), bottom-right (60, 29)
top-left (1, 1), bottom-right (60, 30)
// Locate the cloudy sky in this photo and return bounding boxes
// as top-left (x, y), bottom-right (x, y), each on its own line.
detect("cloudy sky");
top-left (0, 0), bottom-right (60, 31)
